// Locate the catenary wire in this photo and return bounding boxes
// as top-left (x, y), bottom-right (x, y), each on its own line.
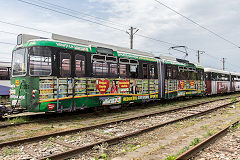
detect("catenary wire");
top-left (0, 42), bottom-right (15, 45)
top-left (0, 30), bottom-right (18, 35)
top-left (0, 20), bottom-right (51, 34)
top-left (16, 0), bottom-right (126, 32)
top-left (34, 0), bottom-right (130, 28)
top-left (153, 0), bottom-right (240, 48)
top-left (3, 1), bottom-right (238, 69)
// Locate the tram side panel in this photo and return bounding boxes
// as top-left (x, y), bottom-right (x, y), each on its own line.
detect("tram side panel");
top-left (235, 82), bottom-right (240, 91)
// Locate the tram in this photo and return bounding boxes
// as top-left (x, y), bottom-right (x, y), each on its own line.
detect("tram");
top-left (0, 61), bottom-right (11, 96)
top-left (8, 34), bottom-right (205, 113)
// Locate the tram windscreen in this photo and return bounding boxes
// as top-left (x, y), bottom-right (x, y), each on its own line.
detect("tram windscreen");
top-left (29, 46), bottom-right (52, 76)
top-left (12, 48), bottom-right (27, 76)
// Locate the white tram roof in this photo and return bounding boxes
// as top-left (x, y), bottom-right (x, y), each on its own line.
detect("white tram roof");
top-left (52, 34), bottom-right (156, 58)
top-left (230, 72), bottom-right (240, 76)
top-left (17, 33), bottom-right (156, 58)
top-left (159, 54), bottom-right (203, 68)
top-left (0, 62), bottom-right (11, 68)
top-left (204, 67), bottom-right (230, 74)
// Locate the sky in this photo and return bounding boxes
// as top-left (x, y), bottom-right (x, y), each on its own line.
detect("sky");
top-left (0, 0), bottom-right (240, 72)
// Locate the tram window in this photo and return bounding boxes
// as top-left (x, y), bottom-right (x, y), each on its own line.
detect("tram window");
top-left (143, 64), bottom-right (148, 79)
top-left (110, 63), bottom-right (118, 77)
top-left (149, 65), bottom-right (155, 79)
top-left (130, 65), bottom-right (138, 78)
top-left (93, 61), bottom-right (108, 77)
top-left (120, 64), bottom-right (127, 77)
top-left (29, 47), bottom-right (51, 76)
top-left (92, 54), bottom-right (105, 62)
top-left (106, 56), bottom-right (117, 62)
top-left (172, 66), bottom-right (177, 79)
top-left (60, 53), bottom-right (71, 77)
top-left (212, 73), bottom-right (217, 81)
top-left (189, 71), bottom-right (196, 80)
top-left (167, 67), bottom-right (172, 79)
top-left (0, 68), bottom-right (9, 80)
top-left (120, 58), bottom-right (129, 64)
top-left (179, 70), bottom-right (188, 80)
top-left (75, 54), bottom-right (85, 77)
top-left (130, 59), bottom-right (138, 65)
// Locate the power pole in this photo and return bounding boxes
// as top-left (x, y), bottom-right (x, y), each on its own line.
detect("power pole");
top-left (197, 50), bottom-right (205, 64)
top-left (222, 58), bottom-right (225, 70)
top-left (126, 27), bottom-right (139, 49)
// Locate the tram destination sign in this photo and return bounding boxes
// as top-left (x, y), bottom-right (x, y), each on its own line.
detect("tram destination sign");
top-left (22, 40), bottom-right (91, 52)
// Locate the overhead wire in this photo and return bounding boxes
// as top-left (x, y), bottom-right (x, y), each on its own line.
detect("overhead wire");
top-left (0, 30), bottom-right (18, 35)
top-left (16, 0), bottom-right (126, 32)
top-left (2, 0), bottom-right (239, 71)
top-left (0, 20), bottom-right (51, 34)
top-left (0, 42), bottom-right (15, 45)
top-left (153, 0), bottom-right (240, 48)
top-left (35, 0), bottom-right (130, 28)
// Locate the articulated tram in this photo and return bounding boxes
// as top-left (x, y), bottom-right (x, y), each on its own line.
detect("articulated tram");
top-left (4, 33), bottom-right (238, 115)
top-left (7, 34), bottom-right (205, 113)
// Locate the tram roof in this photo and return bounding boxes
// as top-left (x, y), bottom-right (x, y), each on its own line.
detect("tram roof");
top-left (15, 34), bottom-right (158, 62)
top-left (159, 54), bottom-right (203, 69)
top-left (0, 61), bottom-right (11, 68)
top-left (230, 72), bottom-right (240, 76)
top-left (204, 67), bottom-right (230, 74)
top-left (52, 34), bottom-right (155, 58)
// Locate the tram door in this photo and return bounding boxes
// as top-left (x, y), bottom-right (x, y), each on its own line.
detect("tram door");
top-left (157, 59), bottom-right (164, 99)
top-left (58, 52), bottom-right (74, 112)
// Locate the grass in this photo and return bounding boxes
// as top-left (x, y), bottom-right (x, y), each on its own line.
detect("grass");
top-left (165, 138), bottom-right (200, 160)
top-left (7, 117), bottom-right (29, 124)
top-left (230, 97), bottom-right (237, 102)
top-left (204, 129), bottom-right (214, 138)
top-left (0, 147), bottom-right (19, 157)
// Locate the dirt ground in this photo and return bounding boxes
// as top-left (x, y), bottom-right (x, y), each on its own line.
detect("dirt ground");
top-left (111, 103), bottom-right (240, 160)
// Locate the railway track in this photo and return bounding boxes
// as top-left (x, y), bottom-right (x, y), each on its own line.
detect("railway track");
top-left (176, 118), bottom-right (240, 160)
top-left (0, 95), bottom-right (237, 129)
top-left (0, 97), bottom-right (239, 160)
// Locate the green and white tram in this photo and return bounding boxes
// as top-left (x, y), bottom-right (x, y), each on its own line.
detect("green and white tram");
top-left (9, 34), bottom-right (205, 113)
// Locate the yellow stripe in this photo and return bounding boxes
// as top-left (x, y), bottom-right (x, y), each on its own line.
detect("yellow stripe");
top-left (165, 89), bottom-right (204, 94)
top-left (39, 92), bottom-right (159, 103)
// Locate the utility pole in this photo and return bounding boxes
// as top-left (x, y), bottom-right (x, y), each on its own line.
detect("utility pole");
top-left (197, 50), bottom-right (205, 64)
top-left (222, 58), bottom-right (225, 70)
top-left (126, 27), bottom-right (139, 49)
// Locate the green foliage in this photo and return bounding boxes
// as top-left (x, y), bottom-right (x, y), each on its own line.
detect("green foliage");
top-left (190, 138), bottom-right (200, 146)
top-left (205, 130), bottom-right (214, 137)
top-left (7, 117), bottom-right (29, 124)
top-left (95, 153), bottom-right (109, 160)
top-left (165, 138), bottom-right (200, 160)
top-left (1, 148), bottom-right (19, 156)
top-left (165, 155), bottom-right (177, 160)
top-left (231, 97), bottom-right (237, 102)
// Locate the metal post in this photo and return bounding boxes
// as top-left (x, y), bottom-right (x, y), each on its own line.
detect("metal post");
top-left (197, 50), bottom-right (204, 64)
top-left (126, 27), bottom-right (139, 49)
top-left (222, 58), bottom-right (225, 70)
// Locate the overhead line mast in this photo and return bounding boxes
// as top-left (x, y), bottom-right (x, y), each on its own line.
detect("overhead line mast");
top-left (126, 27), bottom-right (139, 49)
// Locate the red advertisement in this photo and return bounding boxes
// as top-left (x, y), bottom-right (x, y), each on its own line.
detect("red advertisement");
top-left (217, 82), bottom-right (228, 93)
top-left (96, 79), bottom-right (110, 94)
top-left (178, 80), bottom-right (185, 89)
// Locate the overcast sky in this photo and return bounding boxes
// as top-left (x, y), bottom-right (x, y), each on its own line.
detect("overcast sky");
top-left (0, 0), bottom-right (240, 72)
